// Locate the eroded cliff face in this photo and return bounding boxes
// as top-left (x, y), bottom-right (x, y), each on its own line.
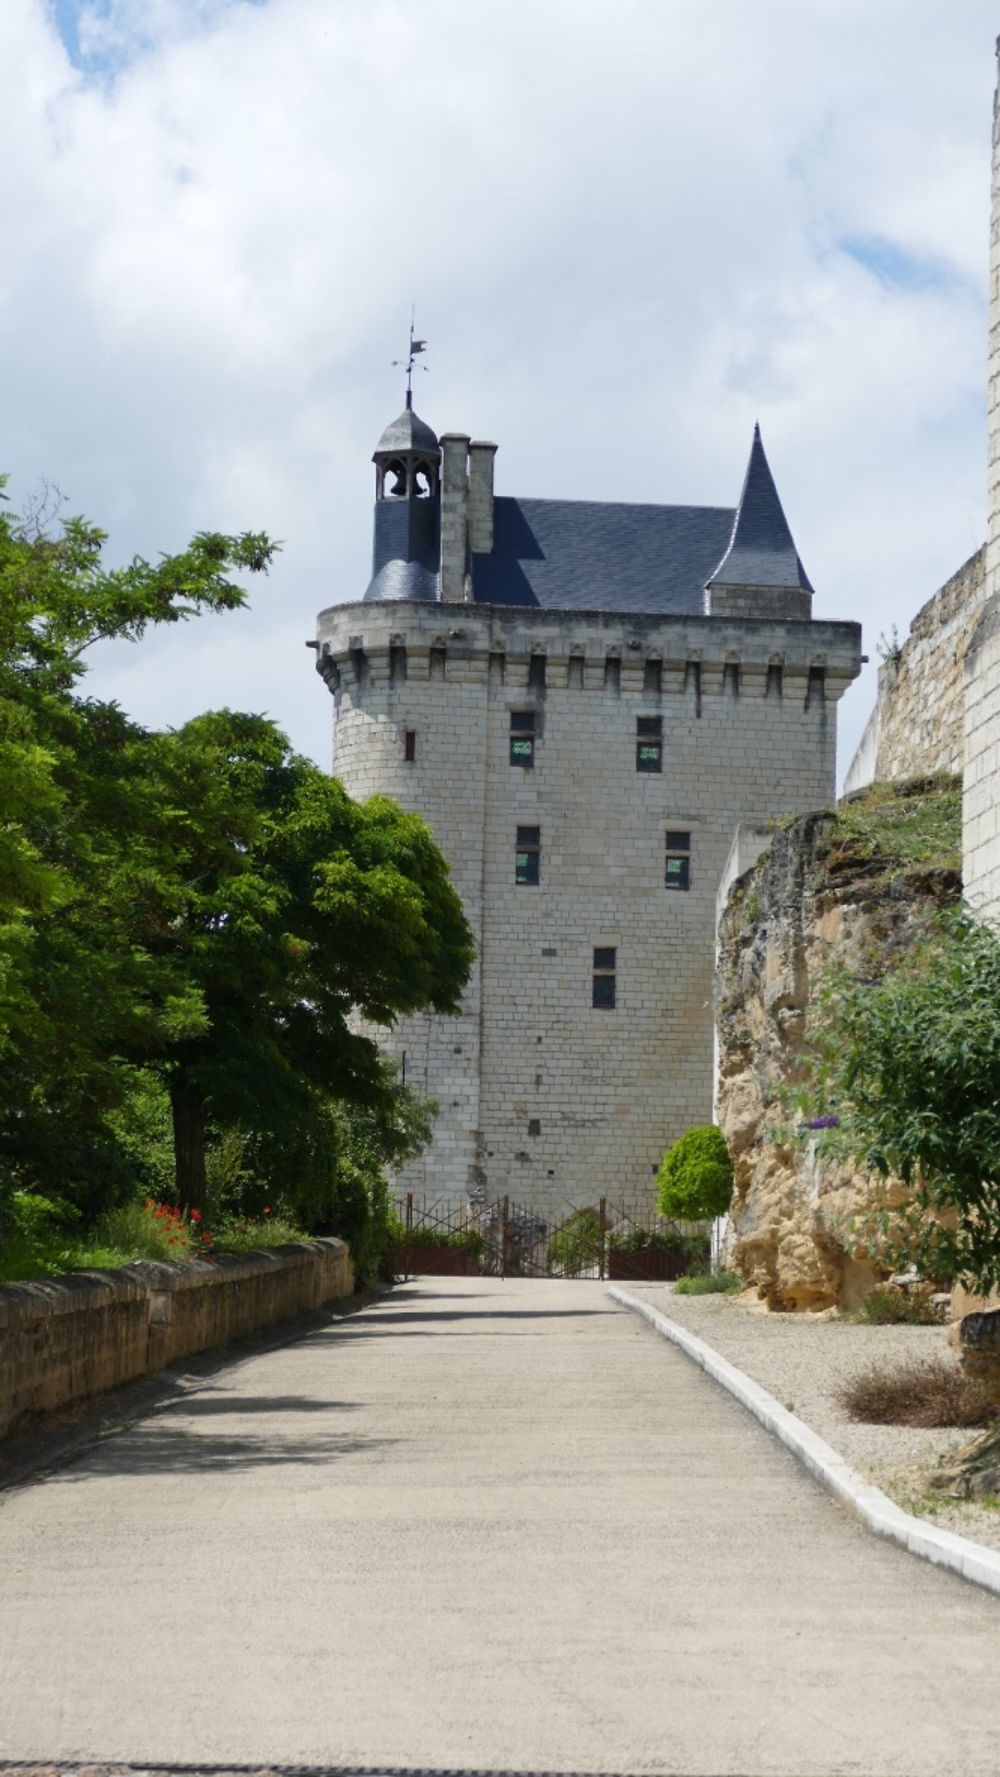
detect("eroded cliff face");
top-left (716, 779), bottom-right (961, 1311)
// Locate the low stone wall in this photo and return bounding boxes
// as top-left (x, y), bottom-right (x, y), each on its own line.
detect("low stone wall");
top-left (0, 1238), bottom-right (353, 1440)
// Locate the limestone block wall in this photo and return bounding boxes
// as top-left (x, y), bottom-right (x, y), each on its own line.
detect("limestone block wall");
top-left (316, 601), bottom-right (861, 1217)
top-left (842, 546), bottom-right (987, 794)
top-left (0, 1239), bottom-right (353, 1439)
top-left (966, 48), bottom-right (1000, 922)
top-left (965, 595), bottom-right (1000, 915)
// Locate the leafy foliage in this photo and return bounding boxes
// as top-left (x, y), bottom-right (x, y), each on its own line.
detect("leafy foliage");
top-left (547, 1208), bottom-right (604, 1277)
top-left (800, 911), bottom-right (1000, 1294)
top-left (0, 478), bottom-right (470, 1266)
top-left (656, 1126), bottom-right (733, 1221)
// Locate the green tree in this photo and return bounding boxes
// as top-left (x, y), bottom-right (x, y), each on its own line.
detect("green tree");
top-left (656, 1125), bottom-right (733, 1221)
top-left (803, 911), bottom-right (1000, 1294)
top-left (0, 482), bottom-right (278, 1213)
top-left (123, 711), bottom-right (471, 1211)
top-left (1, 483), bottom-right (473, 1222)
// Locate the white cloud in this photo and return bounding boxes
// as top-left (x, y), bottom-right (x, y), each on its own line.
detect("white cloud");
top-left (4, 0), bottom-right (998, 777)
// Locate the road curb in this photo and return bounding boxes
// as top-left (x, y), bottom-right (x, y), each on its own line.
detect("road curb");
top-left (610, 1285), bottom-right (1000, 1601)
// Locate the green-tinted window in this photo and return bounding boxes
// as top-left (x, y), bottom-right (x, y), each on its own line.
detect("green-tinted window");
top-left (515, 826), bottom-right (540, 886)
top-left (665, 832), bottom-right (691, 891)
top-left (510, 710), bottom-right (536, 767)
top-left (636, 715), bottom-right (662, 773)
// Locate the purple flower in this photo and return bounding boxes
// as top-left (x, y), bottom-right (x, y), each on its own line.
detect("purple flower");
top-left (857, 978), bottom-right (882, 988)
top-left (803, 1115), bottom-right (840, 1131)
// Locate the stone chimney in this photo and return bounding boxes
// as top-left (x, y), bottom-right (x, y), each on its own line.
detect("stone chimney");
top-left (439, 433), bottom-right (471, 602)
top-left (468, 441), bottom-right (498, 555)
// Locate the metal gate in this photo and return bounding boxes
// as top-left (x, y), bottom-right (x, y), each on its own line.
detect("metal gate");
top-left (394, 1193), bottom-right (707, 1282)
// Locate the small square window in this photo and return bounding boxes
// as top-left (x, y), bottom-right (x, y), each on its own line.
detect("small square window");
top-left (510, 710), bottom-right (535, 767)
top-left (593, 946), bottom-right (616, 970)
top-left (515, 825), bottom-right (540, 886)
top-left (666, 830), bottom-right (690, 852)
top-left (636, 715), bottom-right (662, 773)
top-left (404, 730), bottom-right (416, 762)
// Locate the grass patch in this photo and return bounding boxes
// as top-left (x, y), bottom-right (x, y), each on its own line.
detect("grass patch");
top-left (826, 774), bottom-right (961, 881)
top-left (837, 1357), bottom-right (995, 1428)
top-left (212, 1214), bottom-right (307, 1253)
top-left (672, 1269), bottom-right (742, 1296)
top-left (849, 1285), bottom-right (944, 1326)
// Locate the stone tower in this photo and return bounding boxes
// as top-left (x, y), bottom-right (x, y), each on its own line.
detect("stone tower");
top-left (315, 405), bottom-right (862, 1213)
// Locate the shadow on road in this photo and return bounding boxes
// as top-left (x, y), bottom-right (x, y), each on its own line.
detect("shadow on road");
top-left (47, 1416), bottom-right (397, 1482)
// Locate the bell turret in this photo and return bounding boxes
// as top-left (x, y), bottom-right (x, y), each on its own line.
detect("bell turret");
top-left (364, 399), bottom-right (442, 603)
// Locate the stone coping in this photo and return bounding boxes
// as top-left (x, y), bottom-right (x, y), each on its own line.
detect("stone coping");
top-left (610, 1286), bottom-right (1000, 1601)
top-left (0, 1240), bottom-right (346, 1328)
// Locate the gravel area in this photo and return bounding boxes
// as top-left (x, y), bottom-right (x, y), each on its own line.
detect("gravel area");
top-left (633, 1284), bottom-right (1000, 1553)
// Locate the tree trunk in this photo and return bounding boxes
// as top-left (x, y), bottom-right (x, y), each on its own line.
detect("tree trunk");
top-left (170, 1074), bottom-right (207, 1214)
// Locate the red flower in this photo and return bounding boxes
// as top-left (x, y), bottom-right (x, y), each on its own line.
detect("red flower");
top-left (263, 1206), bottom-right (271, 1216)
top-left (190, 1209), bottom-right (202, 1222)
top-left (202, 1232), bottom-right (213, 1245)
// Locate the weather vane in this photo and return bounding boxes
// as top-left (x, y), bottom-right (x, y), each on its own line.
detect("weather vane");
top-left (392, 306), bottom-right (428, 410)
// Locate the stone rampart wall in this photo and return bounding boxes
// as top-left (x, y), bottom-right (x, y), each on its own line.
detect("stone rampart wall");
top-left (0, 1238), bottom-right (353, 1439)
top-left (843, 547), bottom-right (988, 793)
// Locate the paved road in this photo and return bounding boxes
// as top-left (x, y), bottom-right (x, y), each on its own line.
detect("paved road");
top-left (1, 1276), bottom-right (999, 1776)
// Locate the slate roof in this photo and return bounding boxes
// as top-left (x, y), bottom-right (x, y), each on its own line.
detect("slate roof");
top-left (470, 497), bottom-right (735, 615)
top-left (373, 406), bottom-right (440, 459)
top-left (707, 424), bottom-right (814, 594)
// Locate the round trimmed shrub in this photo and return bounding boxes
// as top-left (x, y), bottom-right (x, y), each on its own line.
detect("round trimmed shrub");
top-left (656, 1126), bottom-right (733, 1221)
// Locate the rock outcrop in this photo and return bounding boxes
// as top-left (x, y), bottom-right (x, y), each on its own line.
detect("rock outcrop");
top-left (715, 777), bottom-right (961, 1311)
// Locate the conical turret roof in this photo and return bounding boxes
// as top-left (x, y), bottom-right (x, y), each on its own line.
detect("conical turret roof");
top-left (707, 424), bottom-right (814, 594)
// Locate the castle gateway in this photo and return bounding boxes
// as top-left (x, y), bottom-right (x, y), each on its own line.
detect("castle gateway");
top-left (315, 403), bottom-right (862, 1214)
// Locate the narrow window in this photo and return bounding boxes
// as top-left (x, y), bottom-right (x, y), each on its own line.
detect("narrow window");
top-left (515, 825), bottom-right (540, 886)
top-left (643, 658), bottom-right (663, 695)
top-left (389, 642), bottom-right (407, 685)
top-left (592, 946), bottom-right (616, 1009)
top-left (685, 658), bottom-right (702, 717)
top-left (665, 830), bottom-right (691, 891)
top-left (724, 660), bottom-right (741, 698)
top-left (528, 652), bottom-right (547, 690)
top-left (510, 709), bottom-right (536, 767)
top-left (604, 655), bottom-right (621, 693)
top-left (636, 715), bottom-right (663, 773)
top-left (429, 643), bottom-right (447, 680)
top-left (404, 730), bottom-right (416, 762)
top-left (568, 654), bottom-right (584, 689)
top-left (766, 661), bottom-right (783, 699)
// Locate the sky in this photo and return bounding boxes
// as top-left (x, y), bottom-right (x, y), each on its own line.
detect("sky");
top-left (5, 0), bottom-right (998, 786)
